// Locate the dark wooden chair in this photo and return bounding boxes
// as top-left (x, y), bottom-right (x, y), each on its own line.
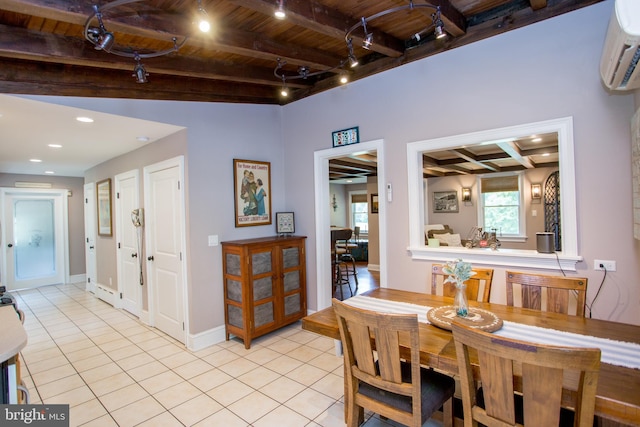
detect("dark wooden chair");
top-left (505, 271), bottom-right (587, 317)
top-left (431, 265), bottom-right (494, 302)
top-left (333, 298), bottom-right (455, 427)
top-left (451, 321), bottom-right (601, 427)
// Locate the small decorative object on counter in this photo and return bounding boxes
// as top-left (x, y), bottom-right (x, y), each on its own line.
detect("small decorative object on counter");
top-left (443, 259), bottom-right (475, 317)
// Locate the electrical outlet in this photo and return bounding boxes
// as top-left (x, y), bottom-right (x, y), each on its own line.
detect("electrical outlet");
top-left (594, 260), bottom-right (616, 271)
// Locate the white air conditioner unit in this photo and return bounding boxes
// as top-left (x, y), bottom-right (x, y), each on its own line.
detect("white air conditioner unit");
top-left (600, 0), bottom-right (640, 91)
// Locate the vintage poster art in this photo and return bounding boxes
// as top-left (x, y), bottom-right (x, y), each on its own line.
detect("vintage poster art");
top-left (233, 159), bottom-right (272, 227)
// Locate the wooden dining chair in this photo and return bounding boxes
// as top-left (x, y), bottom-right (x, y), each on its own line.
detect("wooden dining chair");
top-left (332, 299), bottom-right (455, 427)
top-left (431, 265), bottom-right (494, 302)
top-left (505, 271), bottom-right (588, 316)
top-left (451, 321), bottom-right (601, 427)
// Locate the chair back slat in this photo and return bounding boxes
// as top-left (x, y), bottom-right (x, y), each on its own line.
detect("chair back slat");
top-left (452, 321), bottom-right (601, 427)
top-left (431, 265), bottom-right (494, 302)
top-left (506, 271), bottom-right (587, 317)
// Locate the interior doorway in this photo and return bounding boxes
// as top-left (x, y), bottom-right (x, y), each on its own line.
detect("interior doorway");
top-left (1, 188), bottom-right (69, 290)
top-left (314, 139), bottom-right (387, 310)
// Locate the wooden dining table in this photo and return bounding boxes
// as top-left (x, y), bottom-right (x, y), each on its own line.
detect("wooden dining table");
top-left (301, 288), bottom-right (640, 426)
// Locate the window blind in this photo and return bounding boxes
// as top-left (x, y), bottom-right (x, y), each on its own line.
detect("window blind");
top-left (351, 194), bottom-right (368, 203)
top-left (480, 175), bottom-right (518, 193)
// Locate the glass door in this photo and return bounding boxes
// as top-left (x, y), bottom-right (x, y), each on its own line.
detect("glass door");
top-left (1, 189), bottom-right (67, 290)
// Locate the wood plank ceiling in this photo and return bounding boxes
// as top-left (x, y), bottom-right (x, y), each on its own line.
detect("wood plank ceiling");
top-left (0, 0), bottom-right (602, 106)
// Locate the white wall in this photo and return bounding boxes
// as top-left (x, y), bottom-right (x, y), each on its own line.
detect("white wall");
top-left (283, 0), bottom-right (640, 325)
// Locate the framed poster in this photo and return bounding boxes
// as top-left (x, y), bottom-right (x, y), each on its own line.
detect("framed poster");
top-left (332, 126), bottom-right (359, 147)
top-left (276, 212), bottom-right (295, 234)
top-left (233, 159), bottom-right (272, 227)
top-left (433, 190), bottom-right (459, 213)
top-left (371, 194), bottom-right (379, 214)
top-left (96, 178), bottom-right (112, 236)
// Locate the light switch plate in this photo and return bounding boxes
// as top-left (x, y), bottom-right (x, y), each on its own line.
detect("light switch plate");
top-left (208, 235), bottom-right (219, 246)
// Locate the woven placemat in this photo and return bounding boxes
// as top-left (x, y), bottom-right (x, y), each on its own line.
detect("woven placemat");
top-left (427, 306), bottom-right (503, 332)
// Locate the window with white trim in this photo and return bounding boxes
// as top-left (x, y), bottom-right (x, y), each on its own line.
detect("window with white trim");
top-left (478, 173), bottom-right (525, 239)
top-left (350, 192), bottom-right (368, 233)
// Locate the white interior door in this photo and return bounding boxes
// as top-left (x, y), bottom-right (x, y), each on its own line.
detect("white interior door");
top-left (84, 183), bottom-right (97, 293)
top-left (116, 170), bottom-right (141, 316)
top-left (144, 157), bottom-right (187, 343)
top-left (1, 188), bottom-right (68, 291)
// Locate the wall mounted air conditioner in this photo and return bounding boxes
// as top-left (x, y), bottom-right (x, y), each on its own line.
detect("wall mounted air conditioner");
top-left (600, 0), bottom-right (640, 91)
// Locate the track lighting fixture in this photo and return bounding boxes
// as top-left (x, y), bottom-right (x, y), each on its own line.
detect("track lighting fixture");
top-left (197, 0), bottom-right (210, 32)
top-left (345, 1), bottom-right (446, 67)
top-left (133, 54), bottom-right (149, 83)
top-left (274, 0), bottom-right (286, 20)
top-left (274, 57), bottom-right (350, 98)
top-left (84, 0), bottom-right (189, 83)
top-left (280, 74), bottom-right (288, 97)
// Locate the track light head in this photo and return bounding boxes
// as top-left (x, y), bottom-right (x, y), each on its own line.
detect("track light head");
top-left (96, 31), bottom-right (114, 51)
top-left (133, 56), bottom-right (149, 83)
top-left (274, 0), bottom-right (286, 19)
top-left (197, 0), bottom-right (210, 32)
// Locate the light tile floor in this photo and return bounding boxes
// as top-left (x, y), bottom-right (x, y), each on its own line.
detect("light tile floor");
top-left (14, 282), bottom-right (443, 427)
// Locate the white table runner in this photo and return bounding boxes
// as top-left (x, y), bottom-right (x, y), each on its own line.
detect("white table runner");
top-left (344, 295), bottom-right (640, 369)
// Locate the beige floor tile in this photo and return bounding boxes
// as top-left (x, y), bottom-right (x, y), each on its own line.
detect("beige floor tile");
top-left (189, 368), bottom-right (233, 392)
top-left (286, 330), bottom-right (319, 345)
top-left (237, 366), bottom-right (280, 389)
top-left (147, 343), bottom-right (185, 360)
top-left (287, 345), bottom-right (324, 363)
top-left (159, 350), bottom-right (198, 369)
top-left (72, 353), bottom-right (113, 372)
top-left (37, 374), bottom-right (86, 400)
top-left (309, 373), bottom-right (344, 400)
top-left (90, 331), bottom-right (124, 346)
top-left (127, 360), bottom-right (169, 382)
top-left (106, 344), bottom-right (143, 361)
top-left (22, 347), bottom-right (64, 365)
top-left (218, 357), bottom-right (260, 378)
top-left (117, 352), bottom-right (156, 371)
top-left (206, 378), bottom-right (254, 406)
top-left (306, 336), bottom-right (338, 352)
top-left (126, 330), bottom-right (162, 343)
top-left (26, 354), bottom-right (71, 374)
top-left (263, 354), bottom-right (304, 375)
top-left (89, 371), bottom-right (135, 396)
top-left (98, 337), bottom-right (133, 353)
top-left (313, 400), bottom-right (347, 427)
top-left (193, 408), bottom-right (249, 427)
top-left (227, 391), bottom-right (280, 424)
top-left (136, 411), bottom-right (183, 427)
top-left (170, 394), bottom-right (223, 426)
top-left (139, 370), bottom-right (184, 394)
top-left (64, 345), bottom-right (104, 363)
top-left (111, 396), bottom-right (166, 427)
top-left (284, 387), bottom-right (337, 420)
top-left (57, 338), bottom-right (96, 354)
top-left (200, 348), bottom-right (239, 367)
top-left (80, 362), bottom-right (123, 384)
top-left (99, 383), bottom-right (150, 412)
top-left (266, 338), bottom-right (302, 354)
top-left (172, 358), bottom-right (214, 380)
top-left (253, 404), bottom-right (311, 427)
top-left (46, 384), bottom-right (95, 407)
top-left (243, 347), bottom-right (281, 365)
top-left (68, 398), bottom-right (109, 427)
top-left (153, 380), bottom-right (202, 409)
top-left (77, 414), bottom-right (119, 427)
top-left (31, 363), bottom-right (77, 387)
top-left (137, 336), bottom-right (172, 351)
top-left (259, 376), bottom-right (307, 404)
top-left (308, 352), bottom-right (343, 373)
top-left (285, 363), bottom-right (329, 387)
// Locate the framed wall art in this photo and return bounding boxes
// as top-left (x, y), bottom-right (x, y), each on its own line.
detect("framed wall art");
top-left (371, 194), bottom-right (379, 214)
top-left (233, 159), bottom-right (272, 227)
top-left (433, 190), bottom-right (459, 213)
top-left (96, 178), bottom-right (112, 236)
top-left (332, 126), bottom-right (359, 147)
top-left (276, 212), bottom-right (295, 235)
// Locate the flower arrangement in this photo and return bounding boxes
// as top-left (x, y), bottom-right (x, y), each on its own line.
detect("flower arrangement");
top-left (442, 259), bottom-right (475, 317)
top-left (442, 259), bottom-right (475, 288)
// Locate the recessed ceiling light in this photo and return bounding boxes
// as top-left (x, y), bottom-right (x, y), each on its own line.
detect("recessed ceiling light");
top-left (30, 158), bottom-right (42, 163)
top-left (532, 137), bottom-right (542, 142)
top-left (542, 153), bottom-right (550, 157)
top-left (45, 171), bottom-right (55, 174)
top-left (136, 136), bottom-right (150, 142)
top-left (48, 144), bottom-right (62, 148)
top-left (76, 116), bottom-right (94, 123)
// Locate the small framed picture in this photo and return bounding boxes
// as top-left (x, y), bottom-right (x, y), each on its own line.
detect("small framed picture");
top-left (276, 212), bottom-right (295, 234)
top-left (433, 191), bottom-right (459, 213)
top-left (96, 178), bottom-right (112, 236)
top-left (371, 194), bottom-right (379, 214)
top-left (332, 126), bottom-right (359, 147)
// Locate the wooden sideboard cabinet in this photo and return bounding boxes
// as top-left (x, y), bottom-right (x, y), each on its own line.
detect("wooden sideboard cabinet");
top-left (221, 235), bottom-right (307, 349)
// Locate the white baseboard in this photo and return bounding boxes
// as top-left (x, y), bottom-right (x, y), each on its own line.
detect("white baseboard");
top-left (187, 325), bottom-right (226, 352)
top-left (367, 263), bottom-right (380, 271)
top-left (95, 284), bottom-right (117, 307)
top-left (69, 274), bottom-right (85, 284)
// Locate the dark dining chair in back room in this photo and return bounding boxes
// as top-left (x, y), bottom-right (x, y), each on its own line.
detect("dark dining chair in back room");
top-left (333, 299), bottom-right (455, 427)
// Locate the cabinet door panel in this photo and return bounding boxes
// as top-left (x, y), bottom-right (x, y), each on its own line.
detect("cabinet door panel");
top-left (284, 294), bottom-right (301, 317)
top-left (226, 253), bottom-right (241, 276)
top-left (283, 271), bottom-right (301, 293)
top-left (252, 251), bottom-right (272, 275)
top-left (228, 305), bottom-right (243, 328)
top-left (254, 302), bottom-right (274, 327)
top-left (253, 277), bottom-right (273, 300)
top-left (227, 279), bottom-right (243, 302)
top-left (282, 247), bottom-right (300, 269)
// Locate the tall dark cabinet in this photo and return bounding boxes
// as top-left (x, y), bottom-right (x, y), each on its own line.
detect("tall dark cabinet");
top-left (221, 236), bottom-right (307, 349)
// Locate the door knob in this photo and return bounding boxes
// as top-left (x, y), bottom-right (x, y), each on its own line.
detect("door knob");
top-left (147, 255), bottom-right (154, 261)
top-left (89, 246), bottom-right (94, 249)
top-left (7, 243), bottom-right (13, 248)
top-left (131, 253), bottom-right (138, 258)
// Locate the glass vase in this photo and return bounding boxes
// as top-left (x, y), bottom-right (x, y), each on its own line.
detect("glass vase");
top-left (454, 283), bottom-right (469, 317)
